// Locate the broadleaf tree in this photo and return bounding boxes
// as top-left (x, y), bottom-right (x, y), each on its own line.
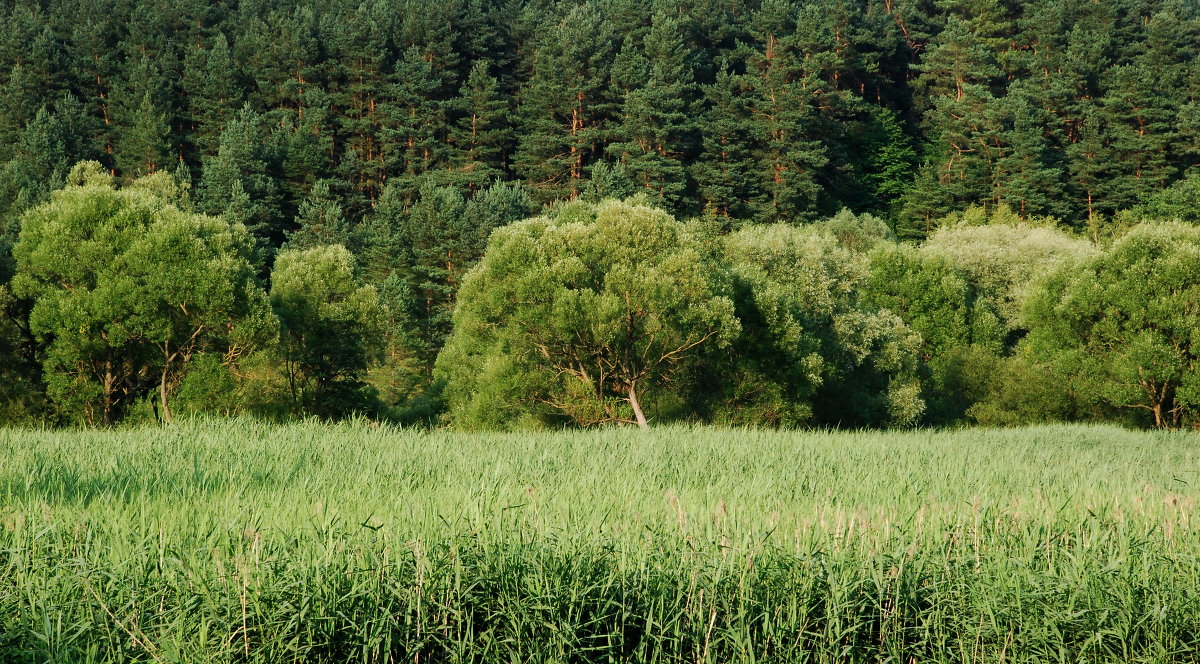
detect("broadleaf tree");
top-left (436, 198), bottom-right (740, 429)
top-left (12, 162), bottom-right (274, 424)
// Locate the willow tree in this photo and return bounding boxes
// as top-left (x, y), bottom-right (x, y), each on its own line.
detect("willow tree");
top-left (12, 162), bottom-right (273, 424)
top-left (271, 244), bottom-right (385, 419)
top-left (437, 198), bottom-right (739, 429)
top-left (1022, 222), bottom-right (1200, 429)
top-left (687, 223), bottom-right (925, 428)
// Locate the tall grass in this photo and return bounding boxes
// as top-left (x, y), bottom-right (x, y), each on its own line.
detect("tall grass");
top-left (2, 420), bottom-right (1199, 662)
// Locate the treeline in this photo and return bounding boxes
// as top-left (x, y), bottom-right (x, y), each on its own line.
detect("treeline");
top-left (0, 0), bottom-right (1198, 233)
top-left (3, 166), bottom-right (1199, 429)
top-left (1, 0), bottom-right (1200, 428)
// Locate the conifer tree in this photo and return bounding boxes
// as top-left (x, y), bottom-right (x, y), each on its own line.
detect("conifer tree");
top-left (380, 47), bottom-right (446, 203)
top-left (285, 181), bottom-right (353, 251)
top-left (991, 92), bottom-right (1067, 219)
top-left (111, 56), bottom-right (174, 178)
top-left (196, 106), bottom-right (286, 256)
top-left (606, 13), bottom-right (697, 212)
top-left (450, 60), bottom-right (511, 187)
top-left (182, 34), bottom-right (242, 159)
top-left (742, 7), bottom-right (829, 222)
top-left (514, 2), bottom-right (617, 204)
top-left (330, 0), bottom-right (396, 205)
top-left (694, 68), bottom-right (763, 221)
top-left (0, 96), bottom-right (100, 230)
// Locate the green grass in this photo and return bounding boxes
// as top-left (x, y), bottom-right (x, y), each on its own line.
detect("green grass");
top-left (2, 420), bottom-right (1200, 662)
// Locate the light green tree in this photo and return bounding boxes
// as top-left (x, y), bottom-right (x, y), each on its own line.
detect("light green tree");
top-left (921, 208), bottom-right (1097, 336)
top-left (12, 162), bottom-right (274, 424)
top-left (691, 224), bottom-right (924, 428)
top-left (271, 244), bottom-right (385, 419)
top-left (436, 198), bottom-right (740, 429)
top-left (863, 244), bottom-right (1004, 424)
top-left (1021, 222), bottom-right (1200, 428)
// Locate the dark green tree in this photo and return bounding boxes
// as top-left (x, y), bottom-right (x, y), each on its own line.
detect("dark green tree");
top-left (605, 13), bottom-right (697, 211)
top-left (514, 3), bottom-right (617, 204)
top-left (450, 60), bottom-right (512, 187)
top-left (181, 33), bottom-right (242, 159)
top-left (111, 56), bottom-right (174, 178)
top-left (196, 106), bottom-right (287, 257)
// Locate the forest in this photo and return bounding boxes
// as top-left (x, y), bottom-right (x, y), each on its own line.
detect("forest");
top-left (1, 0), bottom-right (1199, 429)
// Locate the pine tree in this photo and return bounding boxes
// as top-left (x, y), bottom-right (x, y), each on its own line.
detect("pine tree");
top-left (62, 0), bottom-right (122, 162)
top-left (112, 56), bottom-right (173, 178)
top-left (182, 33), bottom-right (242, 159)
top-left (605, 13), bottom-right (697, 212)
top-left (197, 106), bottom-right (286, 257)
top-left (991, 91), bottom-right (1068, 219)
top-left (0, 95), bottom-right (101, 231)
top-left (450, 60), bottom-right (511, 188)
top-left (285, 181), bottom-right (353, 251)
top-left (514, 2), bottom-right (618, 204)
top-left (1066, 107), bottom-right (1119, 221)
top-left (1096, 63), bottom-right (1176, 211)
top-left (913, 85), bottom-right (1003, 216)
top-left (380, 47), bottom-right (447, 204)
top-left (359, 179), bottom-right (534, 374)
top-left (117, 91), bottom-right (172, 177)
top-left (859, 106), bottom-right (918, 216)
top-left (329, 0), bottom-right (396, 206)
top-left (0, 22), bottom-right (68, 160)
top-left (280, 87), bottom-right (338, 206)
top-left (742, 5), bottom-right (830, 223)
top-left (693, 68), bottom-right (763, 221)
top-left (912, 16), bottom-right (1002, 108)
top-left (396, 0), bottom-right (461, 94)
top-left (233, 5), bottom-right (320, 114)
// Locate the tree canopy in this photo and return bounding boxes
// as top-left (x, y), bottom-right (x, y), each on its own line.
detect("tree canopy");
top-left (1, 0), bottom-right (1199, 430)
top-left (1021, 223), bottom-right (1200, 428)
top-left (437, 198), bottom-right (740, 429)
top-left (12, 162), bottom-right (272, 424)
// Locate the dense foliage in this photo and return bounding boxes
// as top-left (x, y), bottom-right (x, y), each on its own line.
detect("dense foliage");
top-left (4, 421), bottom-right (1200, 662)
top-left (1, 0), bottom-right (1199, 428)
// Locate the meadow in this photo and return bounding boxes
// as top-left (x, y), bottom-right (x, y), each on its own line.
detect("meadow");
top-left (2, 420), bottom-right (1200, 663)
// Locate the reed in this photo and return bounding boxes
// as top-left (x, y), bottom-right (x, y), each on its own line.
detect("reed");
top-left (2, 419), bottom-right (1198, 662)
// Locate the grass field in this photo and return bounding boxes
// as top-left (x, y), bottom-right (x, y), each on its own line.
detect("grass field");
top-left (2, 420), bottom-right (1200, 662)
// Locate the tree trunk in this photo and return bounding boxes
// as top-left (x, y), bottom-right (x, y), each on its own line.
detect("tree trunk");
top-left (160, 363), bottom-right (173, 424)
top-left (628, 382), bottom-right (648, 429)
top-left (102, 360), bottom-right (115, 426)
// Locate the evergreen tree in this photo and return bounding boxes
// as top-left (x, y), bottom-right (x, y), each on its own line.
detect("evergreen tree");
top-left (742, 6), bottom-right (830, 223)
top-left (380, 47), bottom-right (447, 204)
top-left (450, 60), bottom-right (511, 187)
top-left (280, 87), bottom-right (339, 205)
top-left (285, 181), bottom-right (352, 251)
top-left (514, 2), bottom-right (617, 204)
top-left (1095, 63), bottom-right (1177, 211)
top-left (329, 0), bottom-right (396, 206)
top-left (111, 56), bottom-right (174, 178)
top-left (182, 33), bottom-right (242, 159)
top-left (364, 180), bottom-right (534, 373)
top-left (990, 91), bottom-right (1067, 219)
top-left (0, 96), bottom-right (101, 232)
top-left (606, 13), bottom-right (697, 212)
top-left (196, 106), bottom-right (286, 257)
top-left (233, 5), bottom-right (320, 114)
top-left (694, 68), bottom-right (763, 221)
top-left (912, 16), bottom-right (1002, 107)
top-left (859, 106), bottom-right (918, 218)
